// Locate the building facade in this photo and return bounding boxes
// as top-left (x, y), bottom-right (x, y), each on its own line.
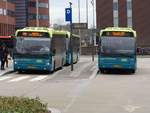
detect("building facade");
top-left (96, 0), bottom-right (150, 47)
top-left (15, 0), bottom-right (28, 29)
top-left (0, 0), bottom-right (15, 36)
top-left (15, 0), bottom-right (49, 29)
top-left (0, 0), bottom-right (49, 35)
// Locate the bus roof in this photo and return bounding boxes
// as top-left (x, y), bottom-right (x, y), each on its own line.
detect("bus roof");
top-left (15, 27), bottom-right (51, 36)
top-left (52, 30), bottom-right (68, 35)
top-left (16, 27), bottom-right (69, 37)
top-left (15, 27), bottom-right (80, 38)
top-left (100, 27), bottom-right (137, 37)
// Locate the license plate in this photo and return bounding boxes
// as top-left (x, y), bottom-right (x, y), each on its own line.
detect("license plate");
top-left (36, 60), bottom-right (43, 63)
top-left (121, 59), bottom-right (127, 62)
top-left (113, 65), bottom-right (122, 68)
top-left (28, 66), bottom-right (36, 69)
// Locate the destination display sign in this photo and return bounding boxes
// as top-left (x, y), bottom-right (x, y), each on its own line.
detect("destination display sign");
top-left (102, 31), bottom-right (134, 37)
top-left (17, 32), bottom-right (49, 38)
top-left (72, 23), bottom-right (88, 29)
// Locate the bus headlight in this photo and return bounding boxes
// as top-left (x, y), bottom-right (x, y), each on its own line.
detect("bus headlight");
top-left (46, 63), bottom-right (50, 66)
top-left (14, 61), bottom-right (17, 64)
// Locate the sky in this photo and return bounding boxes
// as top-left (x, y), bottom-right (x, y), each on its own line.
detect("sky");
top-left (49, 0), bottom-right (96, 28)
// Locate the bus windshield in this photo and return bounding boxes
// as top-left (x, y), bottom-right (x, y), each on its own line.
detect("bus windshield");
top-left (14, 37), bottom-right (51, 58)
top-left (101, 37), bottom-right (136, 57)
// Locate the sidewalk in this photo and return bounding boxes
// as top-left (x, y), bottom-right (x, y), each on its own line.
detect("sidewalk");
top-left (0, 59), bottom-right (13, 76)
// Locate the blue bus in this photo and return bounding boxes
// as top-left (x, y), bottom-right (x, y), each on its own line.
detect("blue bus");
top-left (13, 27), bottom-right (67, 73)
top-left (98, 27), bottom-right (137, 73)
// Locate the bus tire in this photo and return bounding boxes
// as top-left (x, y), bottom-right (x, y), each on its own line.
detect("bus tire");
top-left (130, 69), bottom-right (135, 74)
top-left (54, 61), bottom-right (56, 71)
top-left (100, 68), bottom-right (105, 73)
top-left (18, 70), bottom-right (22, 73)
top-left (14, 68), bottom-right (17, 72)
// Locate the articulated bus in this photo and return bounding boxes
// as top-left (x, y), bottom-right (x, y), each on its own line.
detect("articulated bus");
top-left (14, 27), bottom-right (69, 73)
top-left (13, 27), bottom-right (80, 73)
top-left (98, 27), bottom-right (137, 73)
top-left (65, 32), bottom-right (80, 65)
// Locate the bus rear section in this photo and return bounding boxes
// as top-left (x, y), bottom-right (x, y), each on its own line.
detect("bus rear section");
top-left (65, 34), bottom-right (80, 65)
top-left (98, 27), bottom-right (137, 73)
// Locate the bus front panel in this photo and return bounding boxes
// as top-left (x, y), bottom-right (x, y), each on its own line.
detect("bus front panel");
top-left (99, 36), bottom-right (136, 71)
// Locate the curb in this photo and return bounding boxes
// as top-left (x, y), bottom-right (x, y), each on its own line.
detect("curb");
top-left (0, 70), bottom-right (14, 76)
top-left (48, 108), bottom-right (61, 113)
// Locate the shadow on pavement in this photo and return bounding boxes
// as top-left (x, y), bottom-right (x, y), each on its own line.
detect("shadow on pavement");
top-left (98, 69), bottom-right (135, 75)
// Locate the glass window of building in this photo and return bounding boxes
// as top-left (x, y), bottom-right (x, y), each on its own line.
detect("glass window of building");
top-left (127, 0), bottom-right (133, 27)
top-left (7, 0), bottom-right (15, 3)
top-left (113, 0), bottom-right (119, 27)
top-left (113, 2), bottom-right (118, 10)
top-left (39, 3), bottom-right (48, 8)
top-left (3, 9), bottom-right (7, 16)
top-left (29, 14), bottom-right (49, 20)
top-left (29, 14), bottom-right (36, 19)
top-left (29, 1), bottom-right (36, 7)
top-left (28, 2), bottom-right (48, 8)
top-left (0, 8), bottom-right (3, 15)
top-left (128, 17), bottom-right (132, 28)
top-left (127, 0), bottom-right (132, 10)
top-left (127, 10), bottom-right (132, 17)
top-left (7, 10), bottom-right (15, 17)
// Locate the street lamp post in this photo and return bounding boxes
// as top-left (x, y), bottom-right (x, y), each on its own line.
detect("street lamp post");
top-left (78, 0), bottom-right (82, 55)
top-left (5, 1), bottom-right (8, 35)
top-left (65, 2), bottom-right (73, 71)
top-left (78, 0), bottom-right (80, 23)
top-left (91, 0), bottom-right (95, 62)
top-left (69, 2), bottom-right (73, 71)
top-left (86, 0), bottom-right (88, 26)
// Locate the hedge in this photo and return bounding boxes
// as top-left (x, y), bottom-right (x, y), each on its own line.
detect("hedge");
top-left (0, 96), bottom-right (50, 113)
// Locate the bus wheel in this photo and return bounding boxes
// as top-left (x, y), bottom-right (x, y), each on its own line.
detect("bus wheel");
top-left (130, 69), bottom-right (135, 74)
top-left (18, 70), bottom-right (22, 73)
top-left (54, 61), bottom-right (56, 71)
top-left (100, 69), bottom-right (105, 73)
